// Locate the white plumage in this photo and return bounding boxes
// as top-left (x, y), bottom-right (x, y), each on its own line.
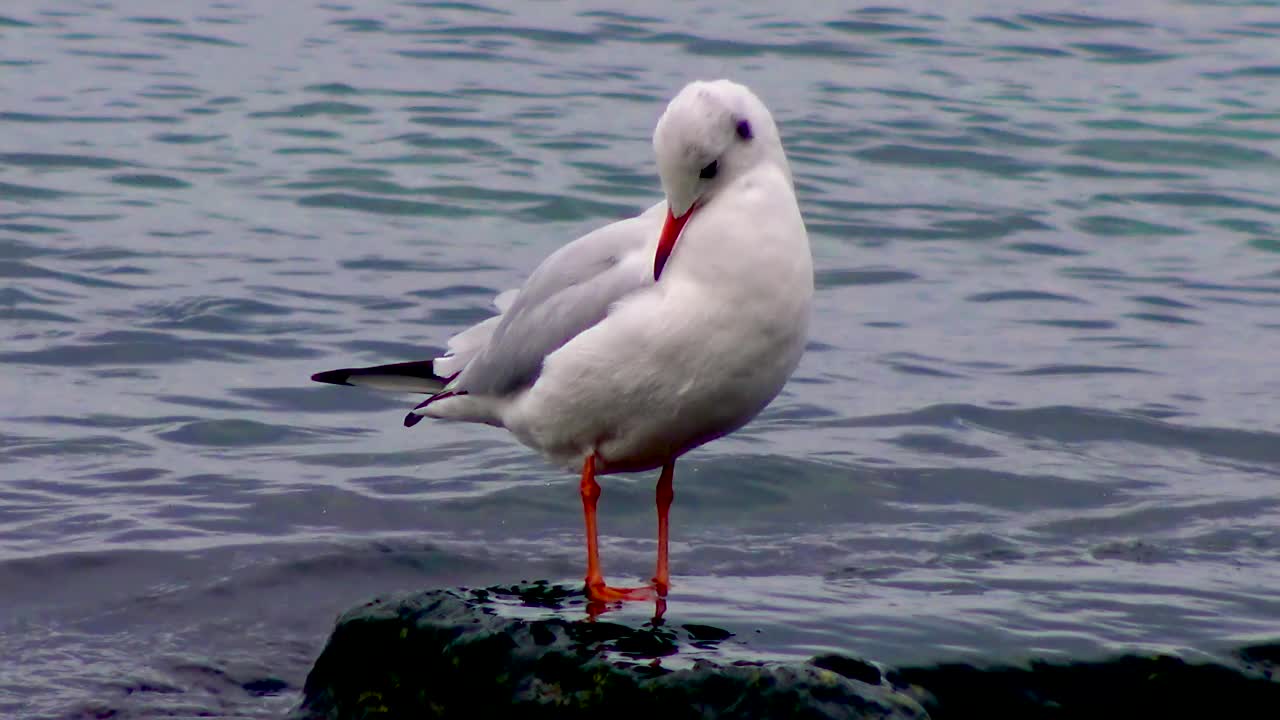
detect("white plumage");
top-left (313, 79), bottom-right (813, 605)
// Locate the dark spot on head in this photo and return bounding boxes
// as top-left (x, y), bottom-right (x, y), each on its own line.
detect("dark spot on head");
top-left (735, 119), bottom-right (753, 140)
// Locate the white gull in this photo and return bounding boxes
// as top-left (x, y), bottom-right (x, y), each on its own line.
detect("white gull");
top-left (313, 79), bottom-right (813, 606)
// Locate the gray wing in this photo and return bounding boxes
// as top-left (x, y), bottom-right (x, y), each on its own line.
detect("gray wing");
top-left (452, 202), bottom-right (664, 397)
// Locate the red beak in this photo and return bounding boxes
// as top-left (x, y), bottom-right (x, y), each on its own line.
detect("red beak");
top-left (655, 205), bottom-right (696, 281)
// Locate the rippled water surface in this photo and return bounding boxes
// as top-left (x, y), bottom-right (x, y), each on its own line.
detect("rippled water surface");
top-left (4, 0), bottom-right (1280, 716)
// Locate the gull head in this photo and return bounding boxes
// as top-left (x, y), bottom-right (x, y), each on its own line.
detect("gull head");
top-left (652, 79), bottom-right (788, 219)
top-left (651, 79), bottom-right (790, 280)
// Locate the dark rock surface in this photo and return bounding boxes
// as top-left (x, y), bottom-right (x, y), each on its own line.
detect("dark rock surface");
top-left (890, 645), bottom-right (1280, 719)
top-left (294, 582), bottom-right (1280, 720)
top-left (294, 582), bottom-right (926, 719)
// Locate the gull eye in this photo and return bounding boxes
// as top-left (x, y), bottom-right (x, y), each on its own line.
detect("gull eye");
top-left (699, 160), bottom-right (719, 180)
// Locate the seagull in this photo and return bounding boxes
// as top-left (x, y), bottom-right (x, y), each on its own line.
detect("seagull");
top-left (312, 79), bottom-right (813, 606)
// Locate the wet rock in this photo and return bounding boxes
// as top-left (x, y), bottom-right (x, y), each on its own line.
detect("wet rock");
top-left (1238, 642), bottom-right (1280, 681)
top-left (295, 582), bottom-right (1280, 719)
top-left (293, 582), bottom-right (927, 720)
top-left (888, 649), bottom-right (1280, 719)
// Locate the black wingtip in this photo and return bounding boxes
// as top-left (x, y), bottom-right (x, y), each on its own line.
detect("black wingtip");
top-left (312, 360), bottom-right (445, 388)
top-left (311, 369), bottom-right (354, 386)
top-left (404, 411), bottom-right (424, 428)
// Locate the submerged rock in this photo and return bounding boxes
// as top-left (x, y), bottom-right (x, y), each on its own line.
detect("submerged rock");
top-left (891, 645), bottom-right (1280, 719)
top-left (293, 582), bottom-right (927, 720)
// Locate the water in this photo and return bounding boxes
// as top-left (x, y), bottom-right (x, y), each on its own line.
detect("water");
top-left (3, 0), bottom-right (1280, 715)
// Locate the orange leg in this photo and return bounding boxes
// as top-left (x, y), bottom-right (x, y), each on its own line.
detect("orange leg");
top-left (652, 461), bottom-right (674, 597)
top-left (580, 454), bottom-right (653, 603)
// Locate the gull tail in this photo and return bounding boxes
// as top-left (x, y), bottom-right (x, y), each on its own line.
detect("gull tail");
top-left (310, 360), bottom-right (449, 395)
